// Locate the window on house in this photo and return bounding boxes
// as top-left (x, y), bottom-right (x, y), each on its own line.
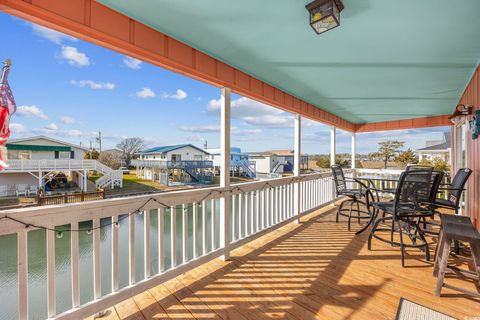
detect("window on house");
top-left (59, 151), bottom-right (71, 159)
top-left (194, 155), bottom-right (203, 160)
top-left (7, 150), bottom-right (31, 160)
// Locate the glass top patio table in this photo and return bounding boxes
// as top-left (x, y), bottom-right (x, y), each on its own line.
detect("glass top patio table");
top-left (355, 175), bottom-right (400, 182)
top-left (352, 175), bottom-right (400, 235)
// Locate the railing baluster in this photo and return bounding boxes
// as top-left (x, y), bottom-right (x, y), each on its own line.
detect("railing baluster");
top-left (112, 216), bottom-right (119, 292)
top-left (238, 193), bottom-right (243, 238)
top-left (47, 228), bottom-right (56, 318)
top-left (193, 202), bottom-right (198, 259)
top-left (262, 189), bottom-right (266, 230)
top-left (93, 219), bottom-right (101, 300)
top-left (129, 213), bottom-right (136, 284)
top-left (18, 230), bottom-right (28, 320)
top-left (170, 206), bottom-right (177, 268)
top-left (255, 190), bottom-right (260, 233)
top-left (271, 188), bottom-right (275, 225)
top-left (275, 186), bottom-right (279, 224)
top-left (158, 208), bottom-right (164, 272)
top-left (70, 221), bottom-right (80, 308)
top-left (202, 200), bottom-right (207, 255)
top-left (250, 191), bottom-right (255, 234)
top-left (244, 192), bottom-right (249, 235)
top-left (182, 204), bottom-right (188, 264)
top-left (231, 194), bottom-right (236, 242)
top-left (144, 210), bottom-right (151, 278)
top-left (211, 199), bottom-right (216, 250)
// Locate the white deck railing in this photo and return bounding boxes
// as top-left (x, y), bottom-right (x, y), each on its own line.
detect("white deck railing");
top-left (2, 159), bottom-right (123, 191)
top-left (3, 159), bottom-right (107, 173)
top-left (0, 171), bottom-right (338, 320)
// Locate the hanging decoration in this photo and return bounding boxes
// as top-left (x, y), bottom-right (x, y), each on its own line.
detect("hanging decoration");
top-left (0, 59), bottom-right (17, 170)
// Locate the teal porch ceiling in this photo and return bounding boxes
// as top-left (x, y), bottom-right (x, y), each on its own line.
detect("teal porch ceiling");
top-left (98, 0), bottom-right (480, 124)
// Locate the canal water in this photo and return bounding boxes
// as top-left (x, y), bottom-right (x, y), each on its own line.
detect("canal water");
top-left (0, 200), bottom-right (228, 320)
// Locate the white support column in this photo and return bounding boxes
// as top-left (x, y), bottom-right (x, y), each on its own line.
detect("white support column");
top-left (219, 87), bottom-right (231, 261)
top-left (293, 114), bottom-right (301, 223)
top-left (330, 126), bottom-right (337, 200)
top-left (351, 132), bottom-right (356, 170)
top-left (38, 170), bottom-right (42, 188)
top-left (83, 170), bottom-right (87, 191)
top-left (330, 126), bottom-right (336, 166)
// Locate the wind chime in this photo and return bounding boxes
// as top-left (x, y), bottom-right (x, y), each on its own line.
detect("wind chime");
top-left (0, 59), bottom-right (17, 170)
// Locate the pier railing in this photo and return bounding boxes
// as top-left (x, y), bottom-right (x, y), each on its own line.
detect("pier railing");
top-left (0, 171), bottom-right (341, 320)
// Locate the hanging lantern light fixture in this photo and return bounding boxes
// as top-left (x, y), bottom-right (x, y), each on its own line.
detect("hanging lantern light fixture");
top-left (449, 104), bottom-right (472, 127)
top-left (306, 0), bottom-right (344, 35)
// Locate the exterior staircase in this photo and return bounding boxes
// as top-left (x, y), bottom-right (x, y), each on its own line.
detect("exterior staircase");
top-left (93, 162), bottom-right (123, 189)
top-left (233, 159), bottom-right (256, 178)
top-left (272, 160), bottom-right (290, 173)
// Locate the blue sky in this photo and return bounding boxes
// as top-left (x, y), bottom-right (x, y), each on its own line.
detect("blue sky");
top-left (2, 13), bottom-right (450, 154)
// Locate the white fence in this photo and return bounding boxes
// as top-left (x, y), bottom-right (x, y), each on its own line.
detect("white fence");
top-left (0, 171), bottom-right (337, 320)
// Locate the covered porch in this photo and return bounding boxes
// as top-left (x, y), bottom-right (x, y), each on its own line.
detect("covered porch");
top-left (0, 1), bottom-right (479, 319)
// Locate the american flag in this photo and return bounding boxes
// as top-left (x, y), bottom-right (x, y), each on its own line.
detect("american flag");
top-left (0, 59), bottom-right (16, 170)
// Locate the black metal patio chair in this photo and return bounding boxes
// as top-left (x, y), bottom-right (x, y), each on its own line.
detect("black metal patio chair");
top-left (331, 165), bottom-right (372, 231)
top-left (435, 168), bottom-right (472, 215)
top-left (367, 169), bottom-right (444, 267)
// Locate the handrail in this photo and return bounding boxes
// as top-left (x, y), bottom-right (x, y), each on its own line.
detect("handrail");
top-left (0, 171), bottom-right (336, 319)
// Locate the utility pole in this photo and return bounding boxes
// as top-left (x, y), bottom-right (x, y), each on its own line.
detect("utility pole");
top-left (89, 140), bottom-right (93, 159)
top-left (96, 131), bottom-right (102, 153)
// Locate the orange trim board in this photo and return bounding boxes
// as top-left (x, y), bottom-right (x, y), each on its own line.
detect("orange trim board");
top-left (355, 115), bottom-right (452, 132)
top-left (0, 0), bottom-right (455, 134)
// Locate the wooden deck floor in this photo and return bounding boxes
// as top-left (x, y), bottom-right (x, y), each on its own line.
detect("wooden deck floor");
top-left (89, 205), bottom-right (480, 320)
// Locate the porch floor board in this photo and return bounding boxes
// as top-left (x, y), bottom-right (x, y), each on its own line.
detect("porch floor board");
top-left (89, 205), bottom-right (480, 320)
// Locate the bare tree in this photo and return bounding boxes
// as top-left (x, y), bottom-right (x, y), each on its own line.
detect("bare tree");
top-left (98, 152), bottom-right (122, 169)
top-left (116, 137), bottom-right (145, 167)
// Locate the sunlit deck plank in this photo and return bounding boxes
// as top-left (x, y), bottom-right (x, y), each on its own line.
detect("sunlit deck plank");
top-left (107, 205), bottom-right (480, 320)
top-left (114, 298), bottom-right (145, 320)
top-left (132, 290), bottom-right (170, 320)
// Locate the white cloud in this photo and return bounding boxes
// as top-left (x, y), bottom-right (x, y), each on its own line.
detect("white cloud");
top-left (208, 97), bottom-right (293, 128)
top-left (136, 87), bottom-right (155, 99)
top-left (60, 116), bottom-right (76, 124)
top-left (186, 134), bottom-right (206, 142)
top-left (10, 123), bottom-right (26, 134)
top-left (178, 124), bottom-right (220, 133)
top-left (63, 129), bottom-right (83, 137)
top-left (161, 89), bottom-right (187, 100)
top-left (123, 57), bottom-right (142, 69)
top-left (59, 46), bottom-right (90, 67)
top-left (70, 80), bottom-right (115, 90)
top-left (31, 23), bottom-right (76, 45)
top-left (232, 128), bottom-right (262, 136)
top-left (16, 105), bottom-right (48, 120)
top-left (44, 123), bottom-right (58, 131)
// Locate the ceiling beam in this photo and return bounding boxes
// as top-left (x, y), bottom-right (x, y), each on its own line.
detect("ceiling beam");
top-left (0, 0), bottom-right (356, 131)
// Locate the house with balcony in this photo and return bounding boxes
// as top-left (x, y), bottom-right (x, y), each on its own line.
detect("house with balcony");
top-left (133, 144), bottom-right (213, 185)
top-left (0, 136), bottom-right (122, 196)
top-left (249, 150), bottom-right (309, 174)
top-left (415, 132), bottom-right (451, 162)
top-left (1, 1), bottom-right (480, 320)
top-left (205, 147), bottom-right (256, 178)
